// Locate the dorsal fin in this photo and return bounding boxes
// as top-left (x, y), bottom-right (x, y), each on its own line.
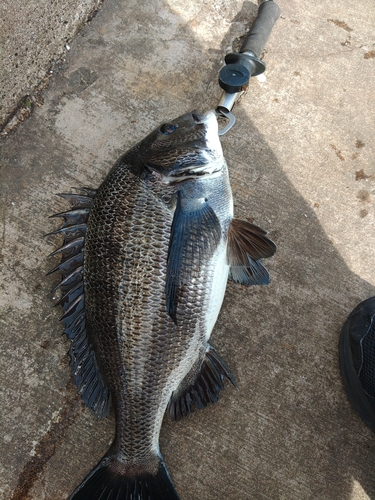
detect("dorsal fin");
top-left (48, 189), bottom-right (110, 418)
top-left (227, 218), bottom-right (276, 286)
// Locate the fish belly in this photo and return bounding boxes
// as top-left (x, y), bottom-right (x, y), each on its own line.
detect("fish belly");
top-left (204, 242), bottom-right (229, 339)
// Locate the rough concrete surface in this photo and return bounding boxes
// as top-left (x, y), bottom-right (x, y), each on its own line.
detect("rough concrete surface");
top-left (1, 0), bottom-right (375, 499)
top-left (0, 0), bottom-right (103, 129)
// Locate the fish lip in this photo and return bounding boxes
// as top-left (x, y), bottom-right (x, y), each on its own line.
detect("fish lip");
top-left (191, 110), bottom-right (206, 124)
top-left (201, 109), bottom-right (218, 125)
top-left (191, 109), bottom-right (216, 123)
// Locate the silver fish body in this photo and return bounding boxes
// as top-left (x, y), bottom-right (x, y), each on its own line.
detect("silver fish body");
top-left (50, 110), bottom-right (276, 500)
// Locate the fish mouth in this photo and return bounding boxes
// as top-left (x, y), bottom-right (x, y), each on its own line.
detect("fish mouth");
top-left (148, 160), bottom-right (223, 185)
top-left (174, 161), bottom-right (221, 177)
top-left (165, 155), bottom-right (223, 183)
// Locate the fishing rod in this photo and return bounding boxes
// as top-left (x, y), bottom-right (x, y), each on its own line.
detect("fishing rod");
top-left (215, 0), bottom-right (280, 135)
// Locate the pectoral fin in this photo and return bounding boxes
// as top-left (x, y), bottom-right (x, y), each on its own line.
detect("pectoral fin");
top-left (227, 218), bottom-right (276, 286)
top-left (166, 193), bottom-right (222, 323)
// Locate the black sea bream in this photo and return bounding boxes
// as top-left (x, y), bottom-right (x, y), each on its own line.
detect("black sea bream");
top-left (49, 110), bottom-right (276, 499)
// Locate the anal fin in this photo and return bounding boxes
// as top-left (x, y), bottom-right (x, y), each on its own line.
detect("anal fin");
top-left (167, 345), bottom-right (235, 421)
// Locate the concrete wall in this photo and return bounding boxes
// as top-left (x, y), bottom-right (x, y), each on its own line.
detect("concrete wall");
top-left (0, 0), bottom-right (104, 130)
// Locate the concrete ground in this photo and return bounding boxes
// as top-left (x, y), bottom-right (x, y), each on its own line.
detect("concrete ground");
top-left (1, 0), bottom-right (375, 499)
top-left (0, 0), bottom-right (103, 129)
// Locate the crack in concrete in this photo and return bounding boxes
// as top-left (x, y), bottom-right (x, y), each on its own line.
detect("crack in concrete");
top-left (10, 386), bottom-right (83, 500)
top-left (0, 205), bottom-right (5, 265)
top-left (0, 176), bottom-right (6, 264)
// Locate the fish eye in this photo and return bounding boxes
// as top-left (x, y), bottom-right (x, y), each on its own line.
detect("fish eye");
top-left (159, 123), bottom-right (178, 135)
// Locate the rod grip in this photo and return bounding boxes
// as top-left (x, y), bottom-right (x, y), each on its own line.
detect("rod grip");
top-left (240, 1), bottom-right (280, 58)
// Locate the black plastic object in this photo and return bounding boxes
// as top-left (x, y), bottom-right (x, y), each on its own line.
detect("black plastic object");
top-left (240, 0), bottom-right (281, 58)
top-left (219, 1), bottom-right (280, 93)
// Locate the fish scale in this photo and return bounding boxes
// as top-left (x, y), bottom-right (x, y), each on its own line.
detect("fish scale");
top-left (85, 167), bottom-right (201, 460)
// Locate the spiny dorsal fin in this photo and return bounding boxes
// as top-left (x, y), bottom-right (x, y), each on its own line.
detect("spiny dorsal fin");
top-left (227, 218), bottom-right (276, 286)
top-left (58, 187), bottom-right (96, 204)
top-left (48, 189), bottom-right (110, 418)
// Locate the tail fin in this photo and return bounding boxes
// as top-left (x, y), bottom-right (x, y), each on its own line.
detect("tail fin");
top-left (69, 454), bottom-right (180, 500)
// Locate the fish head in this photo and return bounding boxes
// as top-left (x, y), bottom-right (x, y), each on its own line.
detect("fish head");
top-left (140, 110), bottom-right (224, 183)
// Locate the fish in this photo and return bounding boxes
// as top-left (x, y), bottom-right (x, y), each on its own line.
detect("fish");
top-left (48, 110), bottom-right (276, 500)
